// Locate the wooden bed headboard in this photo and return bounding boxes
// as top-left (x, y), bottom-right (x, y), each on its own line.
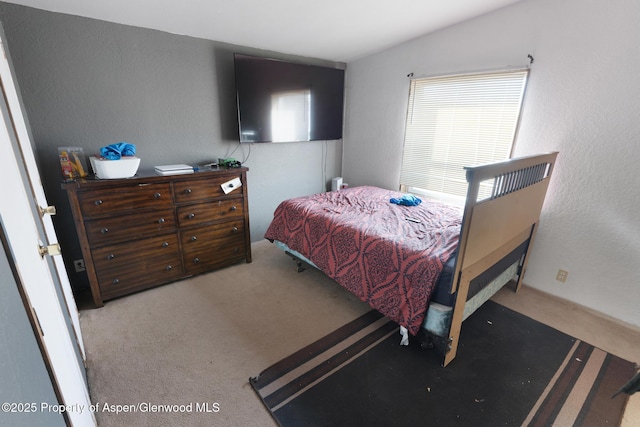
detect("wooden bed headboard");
top-left (444, 151), bottom-right (558, 365)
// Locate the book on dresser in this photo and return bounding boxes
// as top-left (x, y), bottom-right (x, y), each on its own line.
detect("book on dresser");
top-left (154, 164), bottom-right (194, 175)
top-left (62, 167), bottom-right (251, 307)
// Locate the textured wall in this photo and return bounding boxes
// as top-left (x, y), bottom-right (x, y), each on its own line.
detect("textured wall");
top-left (343, 0), bottom-right (640, 327)
top-left (0, 3), bottom-right (343, 289)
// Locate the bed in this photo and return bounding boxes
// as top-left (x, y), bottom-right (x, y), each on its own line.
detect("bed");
top-left (264, 152), bottom-right (558, 366)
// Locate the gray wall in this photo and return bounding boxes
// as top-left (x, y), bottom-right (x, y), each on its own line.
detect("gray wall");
top-left (0, 2), bottom-right (343, 290)
top-left (343, 0), bottom-right (640, 328)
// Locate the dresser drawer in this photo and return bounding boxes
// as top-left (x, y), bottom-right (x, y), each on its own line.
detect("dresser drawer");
top-left (177, 198), bottom-right (244, 227)
top-left (78, 183), bottom-right (172, 217)
top-left (85, 208), bottom-right (176, 246)
top-left (92, 234), bottom-right (181, 271)
top-left (174, 174), bottom-right (243, 203)
top-left (183, 232), bottom-right (246, 274)
top-left (93, 235), bottom-right (183, 300)
top-left (180, 220), bottom-right (245, 247)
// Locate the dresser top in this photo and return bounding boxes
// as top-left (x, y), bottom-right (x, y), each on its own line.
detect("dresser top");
top-left (61, 166), bottom-right (249, 191)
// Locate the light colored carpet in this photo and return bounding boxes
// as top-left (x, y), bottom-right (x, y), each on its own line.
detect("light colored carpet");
top-left (79, 239), bottom-right (370, 426)
top-left (79, 239), bottom-right (640, 426)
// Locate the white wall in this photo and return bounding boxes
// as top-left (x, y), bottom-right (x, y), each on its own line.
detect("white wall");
top-left (343, 0), bottom-right (640, 327)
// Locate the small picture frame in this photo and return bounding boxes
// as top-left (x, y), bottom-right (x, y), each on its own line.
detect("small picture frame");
top-left (58, 147), bottom-right (88, 181)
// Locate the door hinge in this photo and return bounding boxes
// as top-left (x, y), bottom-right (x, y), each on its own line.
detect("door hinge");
top-left (38, 243), bottom-right (61, 258)
top-left (39, 205), bottom-right (57, 217)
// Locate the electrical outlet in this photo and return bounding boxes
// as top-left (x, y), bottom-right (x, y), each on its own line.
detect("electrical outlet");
top-left (73, 259), bottom-right (86, 272)
top-left (556, 269), bottom-right (568, 283)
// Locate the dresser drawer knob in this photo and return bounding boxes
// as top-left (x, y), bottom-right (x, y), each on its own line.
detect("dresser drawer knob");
top-left (166, 265), bottom-right (173, 271)
top-left (154, 192), bottom-right (162, 199)
top-left (188, 213), bottom-right (196, 219)
top-left (190, 236), bottom-right (197, 241)
top-left (232, 226), bottom-right (238, 232)
top-left (107, 254), bottom-right (115, 260)
top-left (158, 218), bottom-right (165, 224)
top-left (94, 200), bottom-right (103, 206)
top-left (101, 228), bottom-right (109, 234)
top-left (112, 278), bottom-right (120, 285)
top-left (230, 205), bottom-right (237, 211)
top-left (184, 188), bottom-right (192, 194)
top-left (162, 241), bottom-right (169, 247)
top-left (193, 257), bottom-right (200, 264)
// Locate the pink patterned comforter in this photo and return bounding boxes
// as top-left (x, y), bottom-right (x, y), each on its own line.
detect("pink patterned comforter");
top-left (264, 186), bottom-right (462, 335)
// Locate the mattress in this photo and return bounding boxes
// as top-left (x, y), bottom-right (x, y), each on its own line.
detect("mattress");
top-left (430, 238), bottom-right (528, 306)
top-left (265, 186), bottom-right (462, 335)
top-left (265, 186), bottom-right (527, 336)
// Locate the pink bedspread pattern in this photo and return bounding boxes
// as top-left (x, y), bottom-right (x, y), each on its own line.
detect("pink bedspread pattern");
top-left (264, 186), bottom-right (462, 335)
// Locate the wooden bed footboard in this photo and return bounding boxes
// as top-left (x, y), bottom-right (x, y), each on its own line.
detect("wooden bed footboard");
top-left (443, 151), bottom-right (558, 366)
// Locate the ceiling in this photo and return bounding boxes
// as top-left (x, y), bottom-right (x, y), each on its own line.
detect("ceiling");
top-left (4, 0), bottom-right (522, 62)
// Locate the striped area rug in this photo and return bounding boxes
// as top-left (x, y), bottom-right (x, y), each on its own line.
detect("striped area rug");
top-left (250, 301), bottom-right (635, 427)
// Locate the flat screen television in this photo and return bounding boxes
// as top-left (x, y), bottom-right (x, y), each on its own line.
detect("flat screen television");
top-left (233, 54), bottom-right (345, 143)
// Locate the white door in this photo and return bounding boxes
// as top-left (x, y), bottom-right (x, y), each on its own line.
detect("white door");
top-left (0, 34), bottom-right (95, 426)
top-left (0, 33), bottom-right (85, 358)
top-left (0, 221), bottom-right (66, 427)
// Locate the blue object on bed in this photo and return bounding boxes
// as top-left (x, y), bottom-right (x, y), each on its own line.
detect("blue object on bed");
top-left (389, 194), bottom-right (422, 206)
top-left (100, 142), bottom-right (136, 160)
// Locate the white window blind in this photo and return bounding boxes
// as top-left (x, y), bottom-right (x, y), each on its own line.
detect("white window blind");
top-left (400, 69), bottom-right (529, 200)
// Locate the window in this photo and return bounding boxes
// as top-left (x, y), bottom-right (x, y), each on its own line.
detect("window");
top-left (400, 69), bottom-right (529, 204)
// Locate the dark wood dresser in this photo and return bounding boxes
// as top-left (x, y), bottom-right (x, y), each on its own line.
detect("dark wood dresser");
top-left (62, 167), bottom-right (251, 307)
